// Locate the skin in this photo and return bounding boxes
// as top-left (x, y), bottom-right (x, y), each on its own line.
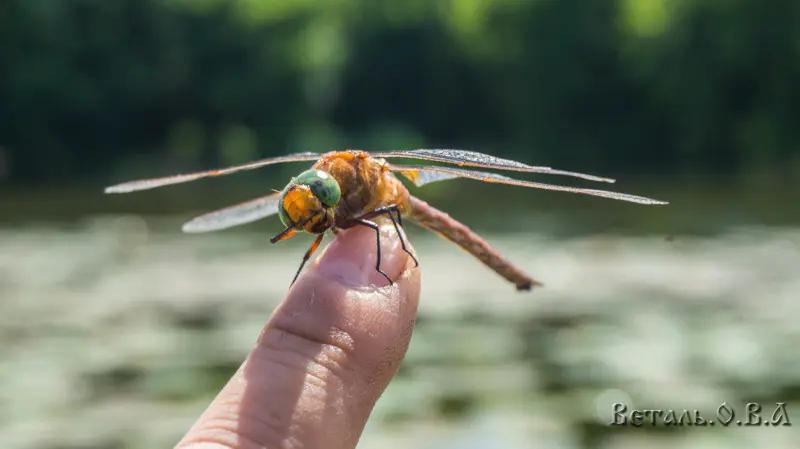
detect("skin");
top-left (175, 221), bottom-right (421, 449)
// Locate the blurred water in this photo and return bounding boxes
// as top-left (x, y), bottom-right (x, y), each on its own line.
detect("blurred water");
top-left (1, 216), bottom-right (799, 448)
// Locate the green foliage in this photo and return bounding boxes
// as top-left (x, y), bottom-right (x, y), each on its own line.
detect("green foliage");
top-left (0, 0), bottom-right (798, 184)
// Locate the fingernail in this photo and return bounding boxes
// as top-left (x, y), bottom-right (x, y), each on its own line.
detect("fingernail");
top-left (316, 222), bottom-right (410, 287)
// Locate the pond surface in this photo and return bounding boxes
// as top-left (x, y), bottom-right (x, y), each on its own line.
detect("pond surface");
top-left (1, 211), bottom-right (798, 448)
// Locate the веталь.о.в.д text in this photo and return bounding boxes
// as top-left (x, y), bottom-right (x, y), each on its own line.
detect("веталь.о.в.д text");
top-left (610, 402), bottom-right (791, 427)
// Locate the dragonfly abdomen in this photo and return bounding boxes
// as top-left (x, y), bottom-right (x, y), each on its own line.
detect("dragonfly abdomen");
top-left (406, 196), bottom-right (540, 291)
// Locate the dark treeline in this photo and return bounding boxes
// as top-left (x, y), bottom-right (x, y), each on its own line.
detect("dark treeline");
top-left (1, 0), bottom-right (799, 185)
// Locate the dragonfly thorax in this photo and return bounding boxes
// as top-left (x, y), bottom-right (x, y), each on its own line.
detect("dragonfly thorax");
top-left (278, 169), bottom-right (341, 234)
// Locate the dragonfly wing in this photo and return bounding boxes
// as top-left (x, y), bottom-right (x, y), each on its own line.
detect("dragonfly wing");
top-left (378, 149), bottom-right (615, 183)
top-left (182, 192), bottom-right (282, 233)
top-left (388, 164), bottom-right (668, 205)
top-left (397, 169), bottom-right (460, 187)
top-left (104, 152), bottom-right (322, 194)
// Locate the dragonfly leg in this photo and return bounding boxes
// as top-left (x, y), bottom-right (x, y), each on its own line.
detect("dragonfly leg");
top-left (290, 233), bottom-right (325, 286)
top-left (270, 226), bottom-right (296, 244)
top-left (389, 205), bottom-right (403, 226)
top-left (359, 205), bottom-right (419, 268)
top-left (351, 218), bottom-right (393, 285)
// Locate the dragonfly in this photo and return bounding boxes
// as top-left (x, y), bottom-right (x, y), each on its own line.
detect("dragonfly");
top-left (104, 149), bottom-right (667, 291)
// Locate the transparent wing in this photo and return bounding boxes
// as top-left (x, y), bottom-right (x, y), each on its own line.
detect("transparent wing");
top-left (398, 169), bottom-right (460, 187)
top-left (181, 192), bottom-right (282, 233)
top-left (377, 149), bottom-right (615, 183)
top-left (104, 152), bottom-right (322, 194)
top-left (388, 164), bottom-right (668, 205)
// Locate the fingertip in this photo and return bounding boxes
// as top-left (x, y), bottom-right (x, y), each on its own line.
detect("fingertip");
top-left (313, 221), bottom-right (416, 289)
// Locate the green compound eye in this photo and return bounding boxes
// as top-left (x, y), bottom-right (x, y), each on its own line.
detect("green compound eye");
top-left (294, 169), bottom-right (341, 207)
top-left (277, 183), bottom-right (293, 227)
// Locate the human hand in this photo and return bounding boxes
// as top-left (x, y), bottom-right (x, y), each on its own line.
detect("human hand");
top-left (176, 222), bottom-right (421, 449)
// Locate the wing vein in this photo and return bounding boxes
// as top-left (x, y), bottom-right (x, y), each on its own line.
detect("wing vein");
top-left (377, 149), bottom-right (615, 183)
top-left (104, 152), bottom-right (321, 193)
top-left (388, 164), bottom-right (667, 205)
top-left (181, 192), bottom-right (282, 233)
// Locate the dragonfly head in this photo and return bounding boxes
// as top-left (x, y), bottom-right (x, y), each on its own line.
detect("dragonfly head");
top-left (278, 169), bottom-right (341, 234)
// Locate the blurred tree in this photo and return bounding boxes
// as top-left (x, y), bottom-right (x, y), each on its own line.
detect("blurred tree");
top-left (0, 0), bottom-right (798, 184)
